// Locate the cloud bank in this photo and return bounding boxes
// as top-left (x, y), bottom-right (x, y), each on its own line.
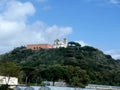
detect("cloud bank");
top-left (109, 0), bottom-right (120, 4)
top-left (105, 50), bottom-right (120, 59)
top-left (76, 40), bottom-right (88, 47)
top-left (0, 0), bottom-right (72, 53)
top-left (76, 40), bottom-right (120, 59)
top-left (83, 0), bottom-right (120, 5)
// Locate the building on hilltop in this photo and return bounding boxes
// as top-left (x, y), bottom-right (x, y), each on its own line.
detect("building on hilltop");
top-left (26, 38), bottom-right (68, 50)
top-left (26, 44), bottom-right (53, 50)
top-left (53, 38), bottom-right (67, 48)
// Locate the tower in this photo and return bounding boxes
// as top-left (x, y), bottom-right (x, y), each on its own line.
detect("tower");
top-left (63, 38), bottom-right (67, 48)
top-left (53, 38), bottom-right (68, 48)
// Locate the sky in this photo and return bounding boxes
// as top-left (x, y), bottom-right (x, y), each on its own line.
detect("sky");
top-left (0, 0), bottom-right (120, 59)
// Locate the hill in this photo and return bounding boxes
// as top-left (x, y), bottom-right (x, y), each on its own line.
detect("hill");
top-left (0, 42), bottom-right (120, 87)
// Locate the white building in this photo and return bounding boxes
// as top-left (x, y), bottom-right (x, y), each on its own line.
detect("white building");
top-left (0, 76), bottom-right (18, 85)
top-left (86, 84), bottom-right (120, 90)
top-left (53, 38), bottom-right (67, 48)
top-left (42, 81), bottom-right (67, 87)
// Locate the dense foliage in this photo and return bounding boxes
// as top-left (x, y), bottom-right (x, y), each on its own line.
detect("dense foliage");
top-left (0, 42), bottom-right (120, 87)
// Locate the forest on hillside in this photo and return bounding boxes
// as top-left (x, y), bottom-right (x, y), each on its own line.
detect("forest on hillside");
top-left (0, 42), bottom-right (120, 88)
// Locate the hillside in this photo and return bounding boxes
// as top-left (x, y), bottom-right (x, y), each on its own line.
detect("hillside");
top-left (0, 42), bottom-right (120, 87)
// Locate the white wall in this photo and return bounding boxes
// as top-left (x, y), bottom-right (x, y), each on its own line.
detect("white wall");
top-left (0, 76), bottom-right (18, 85)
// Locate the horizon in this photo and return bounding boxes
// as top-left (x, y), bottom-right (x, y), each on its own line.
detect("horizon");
top-left (0, 0), bottom-right (120, 59)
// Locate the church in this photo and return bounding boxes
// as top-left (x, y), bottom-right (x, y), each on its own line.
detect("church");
top-left (53, 38), bottom-right (67, 48)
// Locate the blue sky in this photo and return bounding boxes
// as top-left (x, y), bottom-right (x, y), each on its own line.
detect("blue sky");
top-left (0, 0), bottom-right (120, 59)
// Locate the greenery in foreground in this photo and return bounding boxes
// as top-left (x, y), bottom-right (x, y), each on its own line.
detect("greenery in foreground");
top-left (0, 42), bottom-right (120, 88)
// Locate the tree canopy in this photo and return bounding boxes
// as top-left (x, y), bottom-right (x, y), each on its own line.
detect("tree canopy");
top-left (0, 42), bottom-right (120, 87)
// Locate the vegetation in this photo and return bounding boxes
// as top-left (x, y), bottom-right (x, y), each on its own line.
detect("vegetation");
top-left (0, 42), bottom-right (120, 87)
top-left (0, 62), bottom-right (20, 90)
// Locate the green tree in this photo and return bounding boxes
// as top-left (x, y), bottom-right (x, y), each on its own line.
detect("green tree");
top-left (21, 66), bottom-right (35, 85)
top-left (0, 62), bottom-right (20, 90)
top-left (41, 65), bottom-right (66, 86)
top-left (65, 66), bottom-right (89, 87)
top-left (0, 62), bottom-right (20, 84)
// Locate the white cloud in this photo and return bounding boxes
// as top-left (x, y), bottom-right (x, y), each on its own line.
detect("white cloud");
top-left (82, 0), bottom-right (120, 5)
top-left (109, 0), bottom-right (120, 4)
top-left (1, 1), bottom-right (35, 21)
top-left (0, 0), bottom-right (72, 54)
top-left (35, 0), bottom-right (47, 3)
top-left (76, 40), bottom-right (88, 47)
top-left (42, 5), bottom-right (52, 10)
top-left (105, 50), bottom-right (120, 59)
top-left (76, 40), bottom-right (120, 59)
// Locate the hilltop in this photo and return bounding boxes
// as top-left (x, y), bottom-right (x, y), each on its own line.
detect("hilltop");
top-left (0, 41), bottom-right (120, 87)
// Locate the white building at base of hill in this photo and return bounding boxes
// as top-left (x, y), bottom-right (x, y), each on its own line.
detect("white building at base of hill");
top-left (42, 81), bottom-right (67, 87)
top-left (86, 84), bottom-right (120, 90)
top-left (0, 76), bottom-right (18, 85)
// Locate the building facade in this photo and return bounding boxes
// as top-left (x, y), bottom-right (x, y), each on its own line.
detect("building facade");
top-left (26, 38), bottom-right (68, 50)
top-left (53, 38), bottom-right (67, 48)
top-left (0, 76), bottom-right (18, 85)
top-left (26, 44), bottom-right (53, 50)
top-left (86, 84), bottom-right (120, 90)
